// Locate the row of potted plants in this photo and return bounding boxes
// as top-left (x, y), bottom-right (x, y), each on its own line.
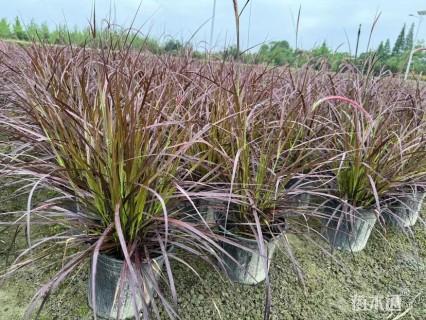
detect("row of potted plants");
top-left (0, 32), bottom-right (426, 319)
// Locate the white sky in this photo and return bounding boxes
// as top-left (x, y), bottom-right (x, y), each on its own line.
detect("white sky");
top-left (2, 0), bottom-right (426, 53)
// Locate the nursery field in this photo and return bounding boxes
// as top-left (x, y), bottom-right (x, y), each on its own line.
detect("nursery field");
top-left (2, 26), bottom-right (426, 320)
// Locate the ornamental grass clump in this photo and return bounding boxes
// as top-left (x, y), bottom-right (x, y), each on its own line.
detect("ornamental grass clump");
top-left (0, 29), bottom-right (225, 319)
top-left (320, 69), bottom-right (426, 195)
top-left (313, 72), bottom-right (426, 249)
top-left (183, 63), bottom-right (327, 235)
top-left (311, 96), bottom-right (388, 250)
top-left (173, 62), bottom-right (333, 301)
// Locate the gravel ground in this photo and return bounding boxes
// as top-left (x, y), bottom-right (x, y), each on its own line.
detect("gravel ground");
top-left (1, 176), bottom-right (426, 320)
top-left (2, 208), bottom-right (426, 320)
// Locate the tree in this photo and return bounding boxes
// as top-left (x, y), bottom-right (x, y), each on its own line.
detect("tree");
top-left (145, 38), bottom-right (161, 53)
top-left (12, 17), bottom-right (27, 40)
top-left (392, 24), bottom-right (406, 56)
top-left (253, 41), bottom-right (294, 65)
top-left (164, 39), bottom-right (183, 53)
top-left (386, 56), bottom-right (404, 73)
top-left (405, 22), bottom-right (415, 51)
top-left (49, 24), bottom-right (67, 45)
top-left (132, 36), bottom-right (162, 53)
top-left (377, 41), bottom-right (385, 58)
top-left (268, 40), bottom-right (293, 65)
top-left (221, 45), bottom-right (239, 60)
top-left (312, 41), bottom-right (330, 57)
top-left (383, 39), bottom-right (391, 57)
top-left (69, 25), bottom-right (85, 45)
top-left (0, 18), bottom-right (11, 38)
top-left (270, 40), bottom-right (290, 52)
top-left (27, 19), bottom-right (38, 40)
top-left (39, 22), bottom-right (50, 42)
top-left (255, 44), bottom-right (269, 63)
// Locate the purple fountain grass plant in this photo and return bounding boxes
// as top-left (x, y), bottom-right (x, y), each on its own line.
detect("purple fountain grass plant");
top-left (0, 28), bottom-right (235, 319)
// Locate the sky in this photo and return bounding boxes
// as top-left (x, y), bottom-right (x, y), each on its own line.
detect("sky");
top-left (2, 0), bottom-right (426, 53)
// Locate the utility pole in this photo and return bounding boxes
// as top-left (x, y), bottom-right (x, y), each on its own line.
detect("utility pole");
top-left (404, 10), bottom-right (426, 80)
top-left (210, 0), bottom-right (217, 50)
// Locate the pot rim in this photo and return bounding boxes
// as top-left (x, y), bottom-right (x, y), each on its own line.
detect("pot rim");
top-left (92, 248), bottom-right (170, 267)
top-left (218, 224), bottom-right (284, 244)
top-left (323, 205), bottom-right (377, 222)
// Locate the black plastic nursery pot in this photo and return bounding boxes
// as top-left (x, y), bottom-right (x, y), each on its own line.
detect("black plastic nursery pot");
top-left (64, 201), bottom-right (79, 212)
top-left (285, 177), bottom-right (328, 209)
top-left (384, 192), bottom-right (425, 227)
top-left (219, 224), bottom-right (284, 285)
top-left (88, 253), bottom-right (164, 319)
top-left (284, 178), bottom-right (311, 208)
top-left (180, 198), bottom-right (218, 225)
top-left (323, 208), bottom-right (377, 252)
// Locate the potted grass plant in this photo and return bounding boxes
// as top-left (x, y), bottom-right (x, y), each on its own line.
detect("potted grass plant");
top-left (317, 72), bottom-right (426, 230)
top-left (0, 28), bottom-right (222, 319)
top-left (384, 188), bottom-right (426, 227)
top-left (178, 6), bottom-right (330, 287)
top-left (381, 113), bottom-right (426, 227)
top-left (183, 58), bottom-right (329, 286)
top-left (313, 95), bottom-right (418, 251)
